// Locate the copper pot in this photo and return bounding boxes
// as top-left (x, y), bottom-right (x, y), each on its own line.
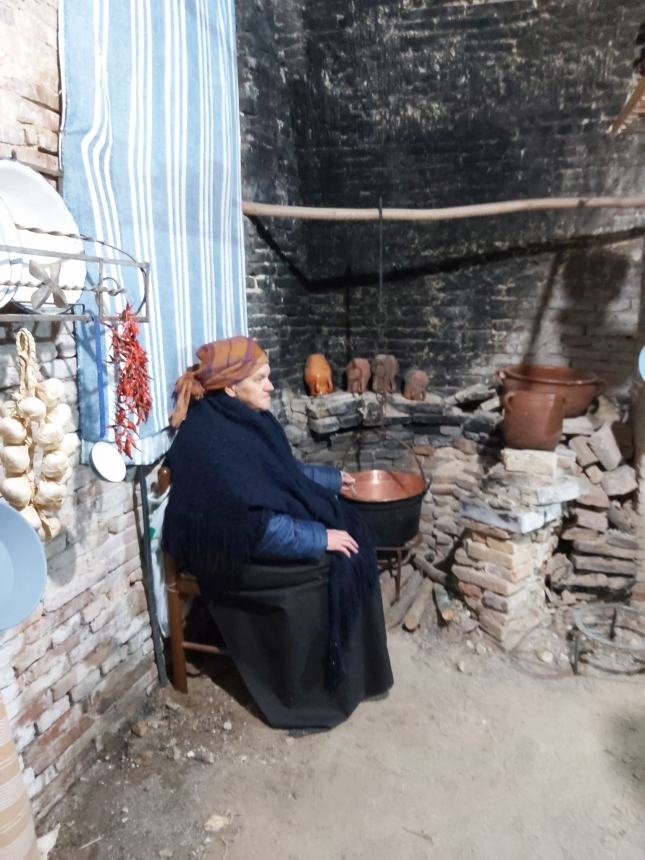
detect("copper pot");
top-left (496, 364), bottom-right (601, 418)
top-left (502, 390), bottom-right (564, 451)
top-left (342, 469), bottom-right (429, 547)
top-left (345, 469), bottom-right (426, 502)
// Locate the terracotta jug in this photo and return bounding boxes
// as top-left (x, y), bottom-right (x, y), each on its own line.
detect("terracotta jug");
top-left (345, 358), bottom-right (371, 394)
top-left (502, 391), bottom-right (564, 451)
top-left (371, 354), bottom-right (399, 395)
top-left (304, 353), bottom-right (333, 395)
top-left (403, 368), bottom-right (428, 401)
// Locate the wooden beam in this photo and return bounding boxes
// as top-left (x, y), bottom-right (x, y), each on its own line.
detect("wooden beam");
top-left (243, 195), bottom-right (645, 223)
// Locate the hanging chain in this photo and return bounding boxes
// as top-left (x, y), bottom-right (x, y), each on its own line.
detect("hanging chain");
top-left (377, 195), bottom-right (385, 351)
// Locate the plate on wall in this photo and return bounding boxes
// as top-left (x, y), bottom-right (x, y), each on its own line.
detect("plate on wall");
top-left (90, 441), bottom-right (127, 483)
top-left (0, 195), bottom-right (21, 308)
top-left (0, 160), bottom-right (86, 309)
top-left (0, 502), bottom-right (47, 630)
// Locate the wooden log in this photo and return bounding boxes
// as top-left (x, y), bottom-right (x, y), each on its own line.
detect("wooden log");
top-left (433, 583), bottom-right (455, 623)
top-left (386, 570), bottom-right (422, 629)
top-left (403, 579), bottom-right (434, 632)
top-left (380, 572), bottom-right (397, 609)
top-left (411, 552), bottom-right (448, 586)
top-left (242, 196), bottom-right (645, 223)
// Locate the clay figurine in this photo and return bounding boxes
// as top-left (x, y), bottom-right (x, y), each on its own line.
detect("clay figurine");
top-left (371, 354), bottom-right (399, 395)
top-left (403, 369), bottom-right (429, 401)
top-left (345, 358), bottom-right (371, 394)
top-left (304, 353), bottom-right (333, 396)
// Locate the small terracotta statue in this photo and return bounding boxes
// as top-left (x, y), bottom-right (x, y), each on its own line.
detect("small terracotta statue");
top-left (304, 353), bottom-right (333, 396)
top-left (403, 368), bottom-right (429, 401)
top-left (371, 354), bottom-right (399, 395)
top-left (345, 358), bottom-right (371, 394)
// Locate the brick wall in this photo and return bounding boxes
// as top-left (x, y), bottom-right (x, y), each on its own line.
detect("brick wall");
top-left (0, 0), bottom-right (60, 177)
top-left (0, 1), bottom-right (157, 820)
top-left (237, 0), bottom-right (316, 389)
top-left (238, 0), bottom-right (645, 397)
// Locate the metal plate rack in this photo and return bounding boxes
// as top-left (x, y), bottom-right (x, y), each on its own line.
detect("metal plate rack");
top-left (0, 224), bottom-right (149, 324)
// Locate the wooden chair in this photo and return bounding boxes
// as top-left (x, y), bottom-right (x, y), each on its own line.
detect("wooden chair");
top-left (158, 465), bottom-right (227, 694)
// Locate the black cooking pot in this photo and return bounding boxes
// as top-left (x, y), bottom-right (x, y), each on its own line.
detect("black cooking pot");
top-left (344, 471), bottom-right (428, 547)
top-left (341, 433), bottom-right (431, 547)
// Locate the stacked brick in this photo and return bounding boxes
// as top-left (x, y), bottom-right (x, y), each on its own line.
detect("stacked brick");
top-left (281, 383), bottom-right (502, 468)
top-left (545, 414), bottom-right (641, 601)
top-left (0, 322), bottom-right (156, 820)
top-left (450, 448), bottom-right (581, 649)
top-left (453, 524), bottom-right (554, 650)
top-left (420, 444), bottom-right (486, 566)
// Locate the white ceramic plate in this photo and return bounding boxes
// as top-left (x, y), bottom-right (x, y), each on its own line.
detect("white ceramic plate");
top-left (639, 346), bottom-right (645, 381)
top-left (0, 160), bottom-right (86, 308)
top-left (0, 501), bottom-right (47, 630)
top-left (0, 196), bottom-right (21, 307)
top-left (90, 441), bottom-right (127, 483)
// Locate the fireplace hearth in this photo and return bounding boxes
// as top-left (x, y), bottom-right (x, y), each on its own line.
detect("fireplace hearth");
top-left (278, 383), bottom-right (641, 650)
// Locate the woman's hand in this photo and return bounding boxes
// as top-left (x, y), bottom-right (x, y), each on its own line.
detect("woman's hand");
top-left (340, 470), bottom-right (356, 491)
top-left (326, 529), bottom-right (359, 557)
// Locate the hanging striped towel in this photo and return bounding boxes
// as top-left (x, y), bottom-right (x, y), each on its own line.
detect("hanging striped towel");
top-left (0, 695), bottom-right (39, 860)
top-left (59, 0), bottom-right (248, 464)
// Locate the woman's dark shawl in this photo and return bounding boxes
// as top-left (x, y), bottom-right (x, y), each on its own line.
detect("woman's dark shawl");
top-left (162, 393), bottom-right (380, 687)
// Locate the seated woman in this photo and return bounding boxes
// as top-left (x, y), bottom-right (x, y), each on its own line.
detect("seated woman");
top-left (163, 336), bottom-right (393, 729)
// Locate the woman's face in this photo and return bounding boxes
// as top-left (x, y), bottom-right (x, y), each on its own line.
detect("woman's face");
top-left (227, 363), bottom-right (274, 411)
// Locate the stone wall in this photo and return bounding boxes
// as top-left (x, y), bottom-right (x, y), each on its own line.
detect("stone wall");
top-left (0, 1), bottom-right (157, 820)
top-left (238, 0), bottom-right (645, 397)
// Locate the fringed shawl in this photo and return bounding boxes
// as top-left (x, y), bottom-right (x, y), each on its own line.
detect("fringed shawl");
top-left (162, 393), bottom-right (379, 686)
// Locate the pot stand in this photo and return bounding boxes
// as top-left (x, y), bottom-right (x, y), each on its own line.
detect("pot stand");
top-left (377, 533), bottom-right (423, 602)
top-left (570, 603), bottom-right (645, 674)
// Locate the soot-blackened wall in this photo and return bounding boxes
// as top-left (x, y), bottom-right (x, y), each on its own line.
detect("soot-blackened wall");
top-left (238, 0), bottom-right (645, 396)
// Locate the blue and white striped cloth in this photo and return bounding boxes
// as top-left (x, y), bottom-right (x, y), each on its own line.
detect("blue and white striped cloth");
top-left (59, 0), bottom-right (247, 464)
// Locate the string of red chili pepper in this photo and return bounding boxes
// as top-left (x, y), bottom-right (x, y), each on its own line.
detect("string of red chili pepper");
top-left (108, 303), bottom-right (152, 458)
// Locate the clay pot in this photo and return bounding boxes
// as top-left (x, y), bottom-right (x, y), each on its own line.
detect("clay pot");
top-left (304, 354), bottom-right (333, 396)
top-left (403, 369), bottom-right (428, 401)
top-left (345, 358), bottom-right (371, 394)
top-left (496, 364), bottom-right (600, 418)
top-left (502, 391), bottom-right (564, 451)
top-left (371, 354), bottom-right (399, 395)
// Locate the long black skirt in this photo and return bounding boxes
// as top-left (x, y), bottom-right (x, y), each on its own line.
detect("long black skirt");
top-left (209, 556), bottom-right (393, 729)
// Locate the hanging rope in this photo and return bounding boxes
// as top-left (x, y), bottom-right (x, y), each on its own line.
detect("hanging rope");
top-left (15, 328), bottom-right (41, 397)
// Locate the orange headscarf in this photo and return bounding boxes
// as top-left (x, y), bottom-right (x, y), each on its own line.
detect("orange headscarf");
top-left (170, 336), bottom-right (268, 427)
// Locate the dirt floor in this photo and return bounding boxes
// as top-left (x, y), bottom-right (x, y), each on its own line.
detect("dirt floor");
top-left (44, 614), bottom-right (645, 860)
